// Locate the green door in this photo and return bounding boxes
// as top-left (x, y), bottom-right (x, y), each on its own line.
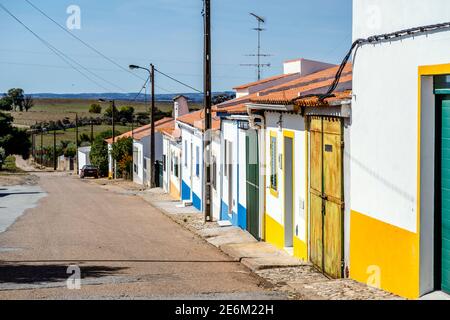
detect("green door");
top-left (441, 95), bottom-right (450, 293)
top-left (246, 130), bottom-right (260, 239)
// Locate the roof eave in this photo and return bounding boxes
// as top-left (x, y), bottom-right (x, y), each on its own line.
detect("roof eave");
top-left (246, 102), bottom-right (296, 112)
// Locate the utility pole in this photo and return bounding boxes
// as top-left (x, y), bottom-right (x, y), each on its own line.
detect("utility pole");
top-left (112, 100), bottom-right (116, 179)
top-left (90, 120), bottom-right (94, 143)
top-left (75, 113), bottom-right (79, 173)
top-left (129, 64), bottom-right (156, 188)
top-left (53, 129), bottom-right (57, 171)
top-left (150, 63), bottom-right (156, 188)
top-left (40, 130), bottom-right (43, 166)
top-left (203, 0), bottom-right (212, 222)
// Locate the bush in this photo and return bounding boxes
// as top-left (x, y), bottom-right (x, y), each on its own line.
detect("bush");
top-left (111, 137), bottom-right (133, 179)
top-left (89, 103), bottom-right (102, 114)
top-left (63, 143), bottom-right (77, 158)
top-left (89, 130), bottom-right (116, 177)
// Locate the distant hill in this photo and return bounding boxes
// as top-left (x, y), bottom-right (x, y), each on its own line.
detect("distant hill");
top-left (26, 92), bottom-right (235, 103)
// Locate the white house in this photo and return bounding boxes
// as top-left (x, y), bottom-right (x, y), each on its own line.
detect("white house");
top-left (245, 63), bottom-right (352, 271)
top-left (350, 0), bottom-right (450, 299)
top-left (215, 59), bottom-right (347, 240)
top-left (160, 95), bottom-right (190, 199)
top-left (132, 117), bottom-right (173, 186)
top-left (77, 146), bottom-right (91, 173)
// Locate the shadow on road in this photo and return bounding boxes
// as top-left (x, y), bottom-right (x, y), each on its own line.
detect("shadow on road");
top-left (0, 192), bottom-right (44, 198)
top-left (0, 264), bottom-right (128, 284)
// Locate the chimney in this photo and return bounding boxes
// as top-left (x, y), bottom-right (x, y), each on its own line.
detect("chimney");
top-left (173, 95), bottom-right (189, 121)
top-left (283, 58), bottom-right (336, 76)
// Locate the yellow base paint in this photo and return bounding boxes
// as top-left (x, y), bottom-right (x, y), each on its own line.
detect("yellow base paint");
top-left (350, 210), bottom-right (419, 299)
top-left (265, 213), bottom-right (308, 260)
top-left (169, 180), bottom-right (180, 200)
top-left (265, 214), bottom-right (285, 249)
top-left (293, 236), bottom-right (308, 261)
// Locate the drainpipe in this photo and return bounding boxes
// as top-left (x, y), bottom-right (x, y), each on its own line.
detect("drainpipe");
top-left (247, 105), bottom-right (266, 240)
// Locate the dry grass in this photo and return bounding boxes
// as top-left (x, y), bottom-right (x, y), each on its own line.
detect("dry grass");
top-left (10, 98), bottom-right (201, 127)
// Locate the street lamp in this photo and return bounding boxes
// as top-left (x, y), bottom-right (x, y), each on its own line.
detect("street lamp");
top-left (129, 63), bottom-right (156, 188)
top-left (99, 98), bottom-right (116, 179)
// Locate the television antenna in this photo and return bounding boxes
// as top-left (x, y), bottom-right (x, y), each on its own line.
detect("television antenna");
top-left (241, 12), bottom-right (271, 81)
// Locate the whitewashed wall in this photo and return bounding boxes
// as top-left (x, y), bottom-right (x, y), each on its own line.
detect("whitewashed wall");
top-left (265, 112), bottom-right (307, 243)
top-left (133, 141), bottom-right (144, 185)
top-left (352, 0), bottom-right (450, 233)
top-left (211, 133), bottom-right (222, 221)
top-left (180, 125), bottom-right (203, 210)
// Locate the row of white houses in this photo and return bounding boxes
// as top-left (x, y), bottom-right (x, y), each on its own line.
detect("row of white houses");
top-left (104, 0), bottom-right (450, 299)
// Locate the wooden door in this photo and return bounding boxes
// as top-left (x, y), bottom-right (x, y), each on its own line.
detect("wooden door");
top-left (309, 116), bottom-right (344, 278)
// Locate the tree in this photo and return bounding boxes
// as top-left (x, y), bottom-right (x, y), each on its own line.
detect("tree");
top-left (0, 147), bottom-right (5, 170)
top-left (0, 111), bottom-right (31, 159)
top-left (79, 133), bottom-right (91, 144)
top-left (111, 137), bottom-right (133, 179)
top-left (7, 88), bottom-right (25, 112)
top-left (118, 106), bottom-right (135, 124)
top-left (212, 93), bottom-right (236, 105)
top-left (89, 103), bottom-right (102, 114)
top-left (0, 95), bottom-right (13, 111)
top-left (23, 95), bottom-right (34, 112)
top-left (89, 130), bottom-right (121, 177)
top-left (104, 104), bottom-right (119, 121)
top-left (63, 142), bottom-right (77, 158)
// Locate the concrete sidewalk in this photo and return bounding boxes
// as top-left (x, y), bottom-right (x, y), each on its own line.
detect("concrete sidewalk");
top-left (94, 181), bottom-right (401, 300)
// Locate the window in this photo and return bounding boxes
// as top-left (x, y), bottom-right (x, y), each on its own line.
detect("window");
top-left (174, 156), bottom-right (179, 178)
top-left (270, 133), bottom-right (278, 193)
top-left (184, 140), bottom-right (188, 167)
top-left (195, 146), bottom-right (200, 177)
top-left (224, 141), bottom-right (228, 177)
top-left (163, 155), bottom-right (167, 172)
top-left (212, 155), bottom-right (217, 190)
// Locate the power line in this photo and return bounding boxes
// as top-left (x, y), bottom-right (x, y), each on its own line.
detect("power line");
top-left (294, 21), bottom-right (450, 102)
top-left (0, 3), bottom-right (112, 92)
top-left (154, 68), bottom-right (203, 93)
top-left (24, 0), bottom-right (146, 82)
top-left (133, 76), bottom-right (150, 101)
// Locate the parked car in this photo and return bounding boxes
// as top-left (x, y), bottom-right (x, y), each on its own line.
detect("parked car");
top-left (80, 165), bottom-right (99, 179)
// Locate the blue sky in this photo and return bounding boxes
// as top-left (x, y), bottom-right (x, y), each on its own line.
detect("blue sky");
top-left (0, 0), bottom-right (352, 94)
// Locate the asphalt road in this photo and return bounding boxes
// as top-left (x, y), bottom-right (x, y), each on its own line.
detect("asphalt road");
top-left (0, 173), bottom-right (284, 300)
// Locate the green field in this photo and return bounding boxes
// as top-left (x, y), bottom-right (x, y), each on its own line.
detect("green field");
top-left (9, 98), bottom-right (201, 150)
top-left (10, 98), bottom-right (202, 127)
top-left (34, 125), bottom-right (133, 149)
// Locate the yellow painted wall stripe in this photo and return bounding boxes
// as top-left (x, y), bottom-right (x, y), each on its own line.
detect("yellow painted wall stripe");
top-left (350, 210), bottom-right (419, 299)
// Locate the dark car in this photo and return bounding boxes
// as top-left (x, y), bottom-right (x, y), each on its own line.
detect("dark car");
top-left (80, 165), bottom-right (99, 179)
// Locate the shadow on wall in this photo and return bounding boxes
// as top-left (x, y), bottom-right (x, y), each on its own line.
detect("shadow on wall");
top-left (0, 264), bottom-right (128, 284)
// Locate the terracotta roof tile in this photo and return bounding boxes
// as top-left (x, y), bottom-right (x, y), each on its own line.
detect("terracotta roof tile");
top-left (177, 109), bottom-right (221, 131)
top-left (233, 73), bottom-right (298, 90)
top-left (249, 63), bottom-right (352, 106)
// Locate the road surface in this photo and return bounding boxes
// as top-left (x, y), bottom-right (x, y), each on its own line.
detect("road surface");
top-left (0, 173), bottom-right (284, 299)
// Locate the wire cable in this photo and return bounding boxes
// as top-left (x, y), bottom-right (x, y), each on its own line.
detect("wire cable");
top-left (294, 21), bottom-right (450, 102)
top-left (133, 75), bottom-right (150, 101)
top-left (154, 68), bottom-right (203, 93)
top-left (0, 3), bottom-right (113, 91)
top-left (24, 0), bottom-right (146, 82)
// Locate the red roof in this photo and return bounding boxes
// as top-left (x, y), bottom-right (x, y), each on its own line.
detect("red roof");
top-left (233, 73), bottom-right (298, 90)
top-left (249, 63), bottom-right (352, 106)
top-left (177, 110), bottom-right (221, 131)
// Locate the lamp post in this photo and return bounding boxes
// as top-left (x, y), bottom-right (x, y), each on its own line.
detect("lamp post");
top-left (99, 99), bottom-right (116, 179)
top-left (129, 64), bottom-right (156, 188)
